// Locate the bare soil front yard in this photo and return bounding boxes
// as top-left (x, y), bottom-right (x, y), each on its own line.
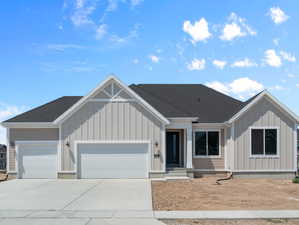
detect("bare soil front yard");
top-left (161, 219), bottom-right (299, 225)
top-left (152, 177), bottom-right (299, 210)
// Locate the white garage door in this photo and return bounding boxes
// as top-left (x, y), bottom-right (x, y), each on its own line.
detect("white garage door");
top-left (18, 142), bottom-right (58, 179)
top-left (78, 143), bottom-right (149, 179)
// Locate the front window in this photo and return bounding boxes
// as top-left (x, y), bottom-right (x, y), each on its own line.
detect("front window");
top-left (251, 128), bottom-right (278, 156)
top-left (194, 131), bottom-right (220, 156)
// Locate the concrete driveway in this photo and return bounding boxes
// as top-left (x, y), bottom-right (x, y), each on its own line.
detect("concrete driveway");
top-left (0, 179), bottom-right (165, 224)
top-left (0, 179), bottom-right (152, 211)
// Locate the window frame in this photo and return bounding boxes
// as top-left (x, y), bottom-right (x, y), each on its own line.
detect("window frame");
top-left (193, 129), bottom-right (221, 158)
top-left (249, 127), bottom-right (280, 158)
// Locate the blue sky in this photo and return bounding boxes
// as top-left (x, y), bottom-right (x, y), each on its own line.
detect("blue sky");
top-left (0, 0), bottom-right (299, 143)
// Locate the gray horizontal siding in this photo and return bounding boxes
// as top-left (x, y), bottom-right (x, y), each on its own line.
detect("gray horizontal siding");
top-left (234, 97), bottom-right (296, 171)
top-left (61, 101), bottom-right (163, 171)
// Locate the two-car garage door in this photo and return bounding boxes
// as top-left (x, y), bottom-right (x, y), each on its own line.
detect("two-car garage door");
top-left (78, 143), bottom-right (149, 179)
top-left (17, 141), bottom-right (149, 179)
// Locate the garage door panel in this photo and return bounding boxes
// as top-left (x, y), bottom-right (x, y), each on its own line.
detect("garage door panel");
top-left (19, 144), bottom-right (57, 179)
top-left (78, 143), bottom-right (149, 179)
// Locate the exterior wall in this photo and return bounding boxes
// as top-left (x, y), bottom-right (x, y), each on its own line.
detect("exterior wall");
top-left (233, 97), bottom-right (296, 171)
top-left (61, 101), bottom-right (164, 172)
top-left (192, 128), bottom-right (225, 170)
top-left (8, 128), bottom-right (59, 171)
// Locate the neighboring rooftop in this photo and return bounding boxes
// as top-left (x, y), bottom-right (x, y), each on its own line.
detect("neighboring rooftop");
top-left (3, 84), bottom-right (262, 123)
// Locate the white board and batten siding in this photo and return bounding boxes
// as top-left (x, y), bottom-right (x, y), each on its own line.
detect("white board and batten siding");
top-left (61, 101), bottom-right (164, 172)
top-left (233, 97), bottom-right (296, 171)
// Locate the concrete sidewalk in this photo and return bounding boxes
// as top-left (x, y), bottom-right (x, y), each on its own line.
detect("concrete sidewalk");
top-left (155, 210), bottom-right (299, 219)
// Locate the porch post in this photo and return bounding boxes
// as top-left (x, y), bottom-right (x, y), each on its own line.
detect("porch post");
top-left (186, 126), bottom-right (193, 169)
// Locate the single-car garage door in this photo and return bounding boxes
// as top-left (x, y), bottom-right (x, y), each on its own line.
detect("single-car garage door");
top-left (78, 142), bottom-right (149, 179)
top-left (17, 142), bottom-right (58, 179)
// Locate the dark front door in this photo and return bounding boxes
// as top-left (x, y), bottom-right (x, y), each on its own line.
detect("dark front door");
top-left (166, 132), bottom-right (180, 166)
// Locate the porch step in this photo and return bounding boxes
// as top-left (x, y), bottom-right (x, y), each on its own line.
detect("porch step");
top-left (166, 168), bottom-right (188, 177)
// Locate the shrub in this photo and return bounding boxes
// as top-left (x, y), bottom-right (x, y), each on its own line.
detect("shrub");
top-left (292, 177), bottom-right (299, 183)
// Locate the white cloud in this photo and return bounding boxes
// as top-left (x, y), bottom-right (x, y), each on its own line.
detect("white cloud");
top-left (212, 60), bottom-right (227, 69)
top-left (95, 24), bottom-right (108, 40)
top-left (269, 7), bottom-right (289, 24)
top-left (220, 13), bottom-right (256, 41)
top-left (269, 85), bottom-right (285, 91)
top-left (280, 51), bottom-right (296, 62)
top-left (296, 84), bottom-right (299, 88)
top-left (0, 103), bottom-right (27, 144)
top-left (133, 58), bottom-right (139, 64)
top-left (109, 23), bottom-right (140, 45)
top-left (231, 58), bottom-right (257, 68)
top-left (264, 49), bottom-right (282, 67)
top-left (149, 55), bottom-right (159, 63)
top-left (205, 81), bottom-right (230, 94)
top-left (76, 0), bottom-right (86, 9)
top-left (183, 18), bottom-right (212, 43)
top-left (187, 58), bottom-right (206, 71)
top-left (273, 38), bottom-right (279, 46)
top-left (131, 0), bottom-right (143, 7)
top-left (288, 73), bottom-right (297, 78)
top-left (206, 77), bottom-right (264, 99)
top-left (71, 5), bottom-right (96, 27)
top-left (47, 44), bottom-right (85, 51)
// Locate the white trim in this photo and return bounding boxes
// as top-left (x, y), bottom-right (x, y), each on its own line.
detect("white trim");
top-left (231, 122), bottom-right (235, 170)
top-left (58, 125), bottom-right (62, 172)
top-left (57, 171), bottom-right (76, 174)
top-left (168, 117), bottom-right (198, 122)
top-left (15, 140), bottom-right (59, 179)
top-left (233, 169), bottom-right (296, 172)
top-left (224, 127), bottom-right (227, 170)
top-left (6, 128), bottom-right (10, 172)
top-left (193, 129), bottom-right (221, 158)
top-left (249, 127), bottom-right (280, 158)
top-left (161, 126), bottom-right (166, 173)
top-left (228, 91), bottom-right (299, 124)
top-left (53, 75), bottom-right (169, 125)
top-left (1, 122), bottom-right (58, 128)
top-left (88, 98), bottom-right (136, 102)
top-left (193, 123), bottom-right (227, 128)
top-left (294, 123), bottom-right (298, 172)
top-left (15, 141), bottom-right (59, 145)
top-left (74, 140), bottom-right (151, 179)
top-left (192, 169), bottom-right (227, 172)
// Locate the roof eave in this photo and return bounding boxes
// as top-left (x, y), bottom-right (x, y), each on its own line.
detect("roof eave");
top-left (1, 122), bottom-right (58, 129)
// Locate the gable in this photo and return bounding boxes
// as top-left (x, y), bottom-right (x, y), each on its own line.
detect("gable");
top-left (228, 91), bottom-right (299, 124)
top-left (93, 81), bottom-right (134, 101)
top-left (54, 75), bottom-right (169, 125)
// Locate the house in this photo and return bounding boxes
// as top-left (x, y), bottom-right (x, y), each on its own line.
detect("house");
top-left (0, 144), bottom-right (6, 171)
top-left (1, 75), bottom-right (298, 179)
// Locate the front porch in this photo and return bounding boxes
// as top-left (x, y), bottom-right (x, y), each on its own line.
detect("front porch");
top-left (165, 122), bottom-right (194, 178)
top-left (163, 120), bottom-right (226, 179)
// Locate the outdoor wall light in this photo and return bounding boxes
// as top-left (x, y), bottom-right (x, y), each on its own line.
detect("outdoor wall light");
top-left (66, 141), bottom-right (70, 147)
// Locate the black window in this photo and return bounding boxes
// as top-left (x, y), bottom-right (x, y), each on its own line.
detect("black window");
top-left (195, 131), bottom-right (220, 156)
top-left (195, 132), bottom-right (207, 156)
top-left (251, 129), bottom-right (264, 155)
top-left (251, 128), bottom-right (277, 156)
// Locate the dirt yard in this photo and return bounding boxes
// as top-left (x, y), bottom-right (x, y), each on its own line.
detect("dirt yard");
top-left (152, 177), bottom-right (299, 210)
top-left (161, 219), bottom-right (299, 225)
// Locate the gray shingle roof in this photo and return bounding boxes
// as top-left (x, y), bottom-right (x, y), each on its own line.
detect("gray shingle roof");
top-left (3, 85), bottom-right (262, 123)
top-left (4, 96), bottom-right (82, 123)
